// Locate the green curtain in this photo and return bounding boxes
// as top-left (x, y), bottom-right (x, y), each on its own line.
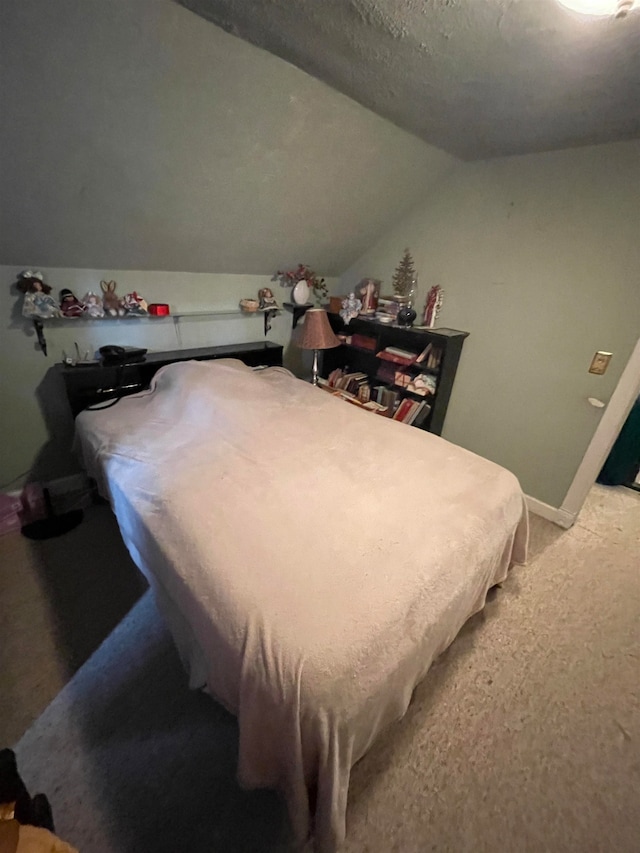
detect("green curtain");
top-left (597, 395), bottom-right (640, 486)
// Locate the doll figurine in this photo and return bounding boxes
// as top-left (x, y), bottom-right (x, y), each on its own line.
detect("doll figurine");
top-left (258, 287), bottom-right (279, 310)
top-left (122, 291), bottom-right (148, 315)
top-left (81, 291), bottom-right (105, 318)
top-left (16, 270), bottom-right (61, 319)
top-left (340, 292), bottom-right (362, 325)
top-left (59, 288), bottom-right (85, 318)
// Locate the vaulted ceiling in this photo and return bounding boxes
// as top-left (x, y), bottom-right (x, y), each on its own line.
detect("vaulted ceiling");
top-left (179, 0), bottom-right (640, 160)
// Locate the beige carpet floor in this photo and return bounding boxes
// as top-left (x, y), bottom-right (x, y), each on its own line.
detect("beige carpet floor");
top-left (0, 505), bottom-right (147, 746)
top-left (344, 484), bottom-right (640, 852)
top-left (2, 484), bottom-right (639, 852)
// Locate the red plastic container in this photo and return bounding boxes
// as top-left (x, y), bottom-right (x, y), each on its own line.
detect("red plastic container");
top-left (148, 303), bottom-right (170, 316)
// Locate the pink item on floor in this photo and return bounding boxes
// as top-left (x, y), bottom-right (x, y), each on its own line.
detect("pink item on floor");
top-left (0, 493), bottom-right (23, 535)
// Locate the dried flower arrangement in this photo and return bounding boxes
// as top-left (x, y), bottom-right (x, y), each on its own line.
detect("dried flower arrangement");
top-left (276, 264), bottom-right (328, 305)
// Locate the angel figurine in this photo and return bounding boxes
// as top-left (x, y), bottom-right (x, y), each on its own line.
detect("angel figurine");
top-left (340, 292), bottom-right (362, 325)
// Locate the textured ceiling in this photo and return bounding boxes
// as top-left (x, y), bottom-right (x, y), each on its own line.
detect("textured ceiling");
top-left (179, 0), bottom-right (640, 160)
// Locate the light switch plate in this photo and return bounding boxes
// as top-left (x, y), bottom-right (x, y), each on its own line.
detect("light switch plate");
top-left (588, 351), bottom-right (612, 375)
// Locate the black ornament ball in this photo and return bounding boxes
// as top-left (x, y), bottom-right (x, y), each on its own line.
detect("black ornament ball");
top-left (397, 306), bottom-right (417, 327)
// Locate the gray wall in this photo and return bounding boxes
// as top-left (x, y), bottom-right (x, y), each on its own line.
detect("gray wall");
top-left (2, 0), bottom-right (637, 509)
top-left (341, 140), bottom-right (640, 508)
top-left (0, 0), bottom-right (454, 274)
top-left (0, 0), bottom-right (454, 488)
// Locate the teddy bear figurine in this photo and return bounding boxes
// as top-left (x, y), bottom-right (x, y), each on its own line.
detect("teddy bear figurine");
top-left (16, 271), bottom-right (62, 319)
top-left (59, 288), bottom-right (85, 318)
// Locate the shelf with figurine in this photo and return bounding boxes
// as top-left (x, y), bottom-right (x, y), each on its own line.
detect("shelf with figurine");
top-left (14, 270), bottom-right (273, 356)
top-left (19, 275), bottom-right (266, 322)
top-left (239, 286), bottom-right (283, 334)
top-left (319, 249), bottom-right (467, 436)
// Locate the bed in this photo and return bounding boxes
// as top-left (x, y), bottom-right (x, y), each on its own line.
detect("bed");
top-left (74, 357), bottom-right (528, 852)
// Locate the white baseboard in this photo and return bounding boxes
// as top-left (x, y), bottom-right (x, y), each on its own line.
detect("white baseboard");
top-left (525, 494), bottom-right (576, 529)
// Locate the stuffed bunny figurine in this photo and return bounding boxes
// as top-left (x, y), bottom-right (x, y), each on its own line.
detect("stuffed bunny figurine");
top-left (100, 280), bottom-right (125, 317)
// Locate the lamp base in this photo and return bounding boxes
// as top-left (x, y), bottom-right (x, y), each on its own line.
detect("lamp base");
top-left (311, 349), bottom-right (319, 385)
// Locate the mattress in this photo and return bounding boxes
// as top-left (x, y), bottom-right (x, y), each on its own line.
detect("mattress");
top-left (74, 358), bottom-right (528, 851)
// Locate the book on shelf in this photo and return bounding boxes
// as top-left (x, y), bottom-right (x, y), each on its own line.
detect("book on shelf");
top-left (415, 342), bottom-right (443, 370)
top-left (371, 384), bottom-right (384, 402)
top-left (393, 370), bottom-right (412, 388)
top-left (414, 342), bottom-right (431, 364)
top-left (357, 383), bottom-right (371, 403)
top-left (350, 333), bottom-right (377, 351)
top-left (319, 383), bottom-right (389, 415)
top-left (406, 400), bottom-right (431, 426)
top-left (321, 386), bottom-right (356, 400)
top-left (378, 386), bottom-right (399, 414)
top-left (377, 346), bottom-right (417, 366)
top-left (376, 362), bottom-right (419, 393)
top-left (361, 399), bottom-right (389, 414)
top-left (385, 346), bottom-right (417, 359)
top-left (392, 397), bottom-right (417, 423)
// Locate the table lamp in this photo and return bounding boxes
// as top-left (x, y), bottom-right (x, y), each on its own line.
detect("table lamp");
top-left (293, 308), bottom-right (340, 385)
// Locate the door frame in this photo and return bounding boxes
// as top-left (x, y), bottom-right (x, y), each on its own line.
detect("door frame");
top-left (560, 336), bottom-right (640, 523)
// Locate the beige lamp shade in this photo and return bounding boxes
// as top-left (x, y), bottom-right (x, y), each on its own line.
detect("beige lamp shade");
top-left (293, 309), bottom-right (340, 350)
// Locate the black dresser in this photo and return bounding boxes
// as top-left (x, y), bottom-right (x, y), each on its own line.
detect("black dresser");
top-left (58, 341), bottom-right (284, 416)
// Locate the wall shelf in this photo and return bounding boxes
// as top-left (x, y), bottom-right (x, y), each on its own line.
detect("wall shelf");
top-left (29, 307), bottom-right (280, 355)
top-left (283, 301), bottom-right (312, 329)
top-left (36, 308), bottom-right (263, 321)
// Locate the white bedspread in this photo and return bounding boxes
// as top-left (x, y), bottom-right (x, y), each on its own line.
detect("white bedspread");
top-left (74, 359), bottom-right (528, 851)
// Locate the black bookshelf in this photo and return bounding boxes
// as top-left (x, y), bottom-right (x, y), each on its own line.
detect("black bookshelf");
top-left (321, 316), bottom-right (468, 435)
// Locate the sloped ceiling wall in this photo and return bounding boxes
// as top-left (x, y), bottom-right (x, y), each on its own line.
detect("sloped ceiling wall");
top-left (180, 0), bottom-right (640, 160)
top-left (0, 0), bottom-right (454, 275)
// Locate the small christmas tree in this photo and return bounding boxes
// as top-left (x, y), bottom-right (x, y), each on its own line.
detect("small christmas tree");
top-left (391, 248), bottom-right (417, 296)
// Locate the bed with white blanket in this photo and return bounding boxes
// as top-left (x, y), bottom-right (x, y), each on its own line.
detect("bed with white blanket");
top-left (74, 358), bottom-right (528, 852)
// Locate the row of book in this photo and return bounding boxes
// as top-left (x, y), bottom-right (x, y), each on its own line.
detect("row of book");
top-left (350, 333), bottom-right (377, 351)
top-left (317, 375), bottom-right (389, 415)
top-left (392, 397), bottom-right (431, 426)
top-left (369, 384), bottom-right (430, 425)
top-left (326, 368), bottom-right (370, 398)
top-left (322, 368), bottom-right (433, 427)
top-left (376, 362), bottom-right (437, 397)
top-left (376, 342), bottom-right (443, 370)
